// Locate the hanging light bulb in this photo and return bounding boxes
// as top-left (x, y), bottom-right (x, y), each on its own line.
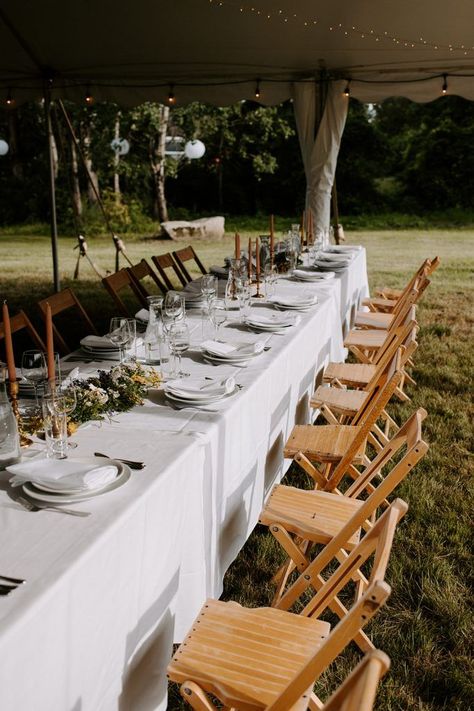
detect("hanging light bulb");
top-left (441, 74), bottom-right (448, 95)
top-left (85, 86), bottom-right (94, 105)
top-left (168, 84), bottom-right (176, 105)
top-left (343, 81), bottom-right (351, 97)
top-left (255, 78), bottom-right (261, 99)
top-left (5, 89), bottom-right (14, 107)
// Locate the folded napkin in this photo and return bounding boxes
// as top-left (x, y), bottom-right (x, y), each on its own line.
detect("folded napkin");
top-left (268, 295), bottom-right (317, 308)
top-left (80, 335), bottom-right (118, 349)
top-left (293, 269), bottom-right (335, 280)
top-left (210, 266), bottom-right (229, 278)
top-left (7, 456), bottom-right (118, 492)
top-left (201, 340), bottom-right (265, 357)
top-left (325, 245), bottom-right (362, 253)
top-left (318, 251), bottom-right (354, 262)
top-left (135, 308), bottom-right (149, 322)
top-left (166, 376), bottom-right (235, 399)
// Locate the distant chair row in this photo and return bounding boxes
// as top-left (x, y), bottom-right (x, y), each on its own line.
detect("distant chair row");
top-left (0, 245), bottom-right (208, 358)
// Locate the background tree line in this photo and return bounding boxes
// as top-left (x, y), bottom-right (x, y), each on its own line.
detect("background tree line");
top-left (0, 94), bottom-right (473, 232)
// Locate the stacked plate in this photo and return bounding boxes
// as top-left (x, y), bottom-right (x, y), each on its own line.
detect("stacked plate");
top-left (201, 339), bottom-right (265, 365)
top-left (313, 252), bottom-right (354, 272)
top-left (164, 376), bottom-right (237, 408)
top-left (268, 294), bottom-right (318, 311)
top-left (292, 268), bottom-right (335, 281)
top-left (325, 245), bottom-right (361, 254)
top-left (245, 312), bottom-right (299, 333)
top-left (7, 456), bottom-right (130, 505)
top-left (80, 335), bottom-right (121, 360)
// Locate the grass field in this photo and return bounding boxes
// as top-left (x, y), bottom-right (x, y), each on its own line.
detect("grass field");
top-left (1, 228), bottom-right (473, 709)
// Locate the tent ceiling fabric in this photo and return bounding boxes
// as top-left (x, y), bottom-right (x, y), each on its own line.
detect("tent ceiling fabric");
top-left (1, 0), bottom-right (473, 105)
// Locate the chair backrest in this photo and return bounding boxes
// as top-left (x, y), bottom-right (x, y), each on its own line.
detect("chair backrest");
top-left (0, 309), bottom-right (46, 355)
top-left (266, 501), bottom-right (406, 710)
top-left (428, 255), bottom-right (441, 275)
top-left (385, 287), bottom-right (420, 333)
top-left (102, 268), bottom-right (148, 316)
top-left (320, 650), bottom-right (391, 711)
top-left (366, 320), bottom-right (417, 392)
top-left (172, 245), bottom-right (207, 283)
top-left (37, 288), bottom-right (98, 355)
top-left (151, 253), bottom-right (187, 289)
top-left (127, 258), bottom-right (167, 297)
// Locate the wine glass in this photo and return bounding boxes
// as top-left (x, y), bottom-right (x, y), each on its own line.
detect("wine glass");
top-left (210, 298), bottom-right (228, 338)
top-left (237, 281), bottom-right (252, 322)
top-left (168, 321), bottom-right (190, 378)
top-left (45, 379), bottom-right (78, 449)
top-left (201, 274), bottom-right (218, 304)
top-left (263, 265), bottom-right (277, 298)
top-left (164, 291), bottom-right (185, 323)
top-left (21, 350), bottom-right (47, 404)
top-left (109, 318), bottom-right (130, 363)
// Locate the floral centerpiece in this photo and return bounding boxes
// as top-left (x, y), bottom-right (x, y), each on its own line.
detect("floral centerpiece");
top-left (70, 362), bottom-right (161, 426)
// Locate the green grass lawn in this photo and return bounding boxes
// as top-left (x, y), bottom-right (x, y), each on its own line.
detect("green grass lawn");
top-left (1, 228), bottom-right (473, 709)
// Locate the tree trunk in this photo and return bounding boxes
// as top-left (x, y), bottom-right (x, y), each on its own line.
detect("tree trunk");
top-left (7, 109), bottom-right (23, 180)
top-left (82, 121), bottom-right (100, 203)
top-left (113, 112), bottom-right (121, 202)
top-left (70, 138), bottom-right (83, 218)
top-left (149, 105), bottom-right (169, 222)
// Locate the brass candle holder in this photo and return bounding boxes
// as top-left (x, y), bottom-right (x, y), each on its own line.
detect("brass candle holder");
top-left (253, 270), bottom-right (265, 298)
top-left (9, 380), bottom-right (34, 447)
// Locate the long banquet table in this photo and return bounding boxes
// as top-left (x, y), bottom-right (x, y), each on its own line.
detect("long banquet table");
top-left (0, 250), bottom-right (368, 711)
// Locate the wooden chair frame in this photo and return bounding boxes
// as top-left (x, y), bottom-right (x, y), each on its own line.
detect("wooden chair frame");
top-left (172, 244), bottom-right (208, 283)
top-left (261, 410), bottom-right (428, 616)
top-left (151, 253), bottom-right (187, 289)
top-left (169, 501), bottom-right (404, 711)
top-left (320, 650), bottom-right (390, 711)
top-left (37, 288), bottom-right (98, 355)
top-left (127, 258), bottom-right (167, 298)
top-left (374, 255), bottom-right (440, 301)
top-left (102, 268), bottom-right (148, 316)
top-left (0, 309), bottom-right (46, 354)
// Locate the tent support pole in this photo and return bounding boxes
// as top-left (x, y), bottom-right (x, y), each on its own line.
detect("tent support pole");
top-left (44, 85), bottom-right (60, 292)
top-left (332, 179), bottom-right (341, 245)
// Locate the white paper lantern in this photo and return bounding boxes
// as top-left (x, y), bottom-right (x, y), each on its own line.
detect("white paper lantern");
top-left (110, 138), bottom-right (130, 155)
top-left (0, 139), bottom-right (9, 156)
top-left (184, 139), bottom-right (205, 160)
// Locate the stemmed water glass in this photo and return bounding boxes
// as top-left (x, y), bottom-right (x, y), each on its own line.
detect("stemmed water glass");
top-left (263, 265), bottom-right (277, 298)
top-left (21, 350), bottom-right (47, 405)
top-left (168, 321), bottom-right (190, 378)
top-left (201, 274), bottom-right (218, 308)
top-left (237, 281), bottom-right (252, 322)
top-left (210, 298), bottom-right (227, 338)
top-left (45, 379), bottom-right (78, 449)
top-left (109, 317), bottom-right (131, 363)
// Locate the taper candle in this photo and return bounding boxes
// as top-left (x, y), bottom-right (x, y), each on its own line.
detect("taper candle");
top-left (256, 236), bottom-right (260, 277)
top-left (45, 302), bottom-right (55, 382)
top-left (270, 214), bottom-right (275, 265)
top-left (300, 210), bottom-right (305, 248)
top-left (2, 301), bottom-right (16, 384)
top-left (248, 238), bottom-right (252, 280)
top-left (235, 232), bottom-right (241, 260)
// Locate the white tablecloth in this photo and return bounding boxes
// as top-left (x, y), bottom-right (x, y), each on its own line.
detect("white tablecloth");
top-left (0, 250), bottom-right (368, 711)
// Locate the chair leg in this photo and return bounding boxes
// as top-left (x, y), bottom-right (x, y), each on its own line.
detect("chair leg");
top-left (308, 693), bottom-right (324, 710)
top-left (270, 526), bottom-right (312, 605)
top-left (180, 681), bottom-right (215, 710)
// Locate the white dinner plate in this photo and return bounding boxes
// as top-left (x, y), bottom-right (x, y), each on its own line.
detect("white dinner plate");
top-left (22, 460), bottom-right (130, 504)
top-left (165, 390), bottom-right (234, 406)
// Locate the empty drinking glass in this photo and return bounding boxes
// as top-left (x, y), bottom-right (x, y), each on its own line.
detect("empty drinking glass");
top-left (21, 350), bottom-right (47, 404)
top-left (210, 298), bottom-right (228, 338)
top-left (168, 321), bottom-right (190, 378)
top-left (42, 395), bottom-right (68, 460)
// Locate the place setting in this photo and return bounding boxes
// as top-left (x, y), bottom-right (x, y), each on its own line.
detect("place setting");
top-left (244, 311), bottom-right (301, 333)
top-left (200, 338), bottom-right (267, 366)
top-left (163, 375), bottom-right (239, 411)
top-left (266, 293), bottom-right (318, 311)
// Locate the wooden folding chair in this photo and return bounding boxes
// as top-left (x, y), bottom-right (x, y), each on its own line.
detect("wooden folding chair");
top-left (284, 351), bottom-right (404, 491)
top-left (102, 268), bottom-right (148, 316)
top-left (374, 255), bottom-right (440, 302)
top-left (37, 287), bottom-right (98, 355)
top-left (172, 245), bottom-right (208, 283)
top-left (320, 650), bottom-right (390, 711)
top-left (261, 409), bottom-right (428, 609)
top-left (168, 500), bottom-right (405, 711)
top-left (364, 257), bottom-right (431, 313)
top-left (151, 252), bottom-right (187, 289)
top-left (354, 271), bottom-right (429, 330)
top-left (0, 309), bottom-right (45, 356)
top-left (344, 295), bottom-right (418, 365)
top-left (127, 258), bottom-right (167, 297)
top-left (312, 324), bottom-right (418, 433)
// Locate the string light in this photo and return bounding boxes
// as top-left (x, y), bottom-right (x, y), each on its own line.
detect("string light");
top-left (442, 74), bottom-right (448, 94)
top-left (5, 89), bottom-right (14, 107)
top-left (206, 0), bottom-right (473, 54)
top-left (343, 81), bottom-right (351, 97)
top-left (167, 84), bottom-right (176, 105)
top-left (255, 78), bottom-right (261, 99)
top-left (85, 86), bottom-right (93, 104)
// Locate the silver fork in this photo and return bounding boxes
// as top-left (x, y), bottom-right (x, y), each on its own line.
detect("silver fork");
top-left (16, 496), bottom-right (90, 517)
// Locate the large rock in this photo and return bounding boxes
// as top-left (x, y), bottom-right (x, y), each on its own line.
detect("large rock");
top-left (161, 216), bottom-right (225, 240)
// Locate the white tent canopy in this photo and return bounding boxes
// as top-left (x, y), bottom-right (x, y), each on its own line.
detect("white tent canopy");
top-left (1, 0), bottom-right (473, 105)
top-left (1, 0), bottom-right (473, 284)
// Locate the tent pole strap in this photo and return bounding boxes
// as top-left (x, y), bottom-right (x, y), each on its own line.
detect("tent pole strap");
top-left (44, 85), bottom-right (60, 292)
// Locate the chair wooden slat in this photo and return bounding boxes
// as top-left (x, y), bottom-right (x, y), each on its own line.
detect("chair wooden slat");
top-left (151, 253), bottom-right (187, 289)
top-left (37, 288), bottom-right (98, 355)
top-left (127, 258), bottom-right (167, 297)
top-left (102, 268), bottom-right (148, 316)
top-left (172, 245), bottom-right (208, 283)
top-left (0, 309), bottom-right (46, 356)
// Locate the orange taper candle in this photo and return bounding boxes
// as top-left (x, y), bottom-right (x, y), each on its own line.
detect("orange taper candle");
top-left (300, 211), bottom-right (305, 248)
top-left (256, 236), bottom-right (260, 277)
top-left (45, 302), bottom-right (55, 382)
top-left (248, 238), bottom-right (252, 280)
top-left (235, 232), bottom-right (241, 260)
top-left (2, 301), bottom-right (16, 384)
